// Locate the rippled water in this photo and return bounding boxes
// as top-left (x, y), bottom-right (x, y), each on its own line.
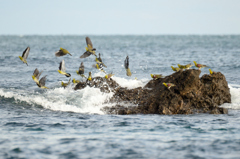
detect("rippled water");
top-left (0, 35), bottom-right (240, 158)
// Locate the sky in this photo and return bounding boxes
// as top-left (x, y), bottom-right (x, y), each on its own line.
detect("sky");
top-left (0, 0), bottom-right (240, 35)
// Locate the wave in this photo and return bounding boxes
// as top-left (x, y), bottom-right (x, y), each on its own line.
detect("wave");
top-left (220, 84), bottom-right (240, 110)
top-left (0, 76), bottom-right (147, 114)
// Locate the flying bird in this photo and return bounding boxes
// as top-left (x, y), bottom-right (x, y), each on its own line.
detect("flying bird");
top-left (80, 37), bottom-right (97, 58)
top-left (76, 62), bottom-right (86, 78)
top-left (124, 56), bottom-right (132, 76)
top-left (55, 47), bottom-right (72, 57)
top-left (37, 75), bottom-right (49, 89)
top-left (58, 60), bottom-right (71, 77)
top-left (19, 46), bottom-right (30, 66)
top-left (193, 61), bottom-right (208, 70)
top-left (32, 68), bottom-right (43, 85)
top-left (96, 53), bottom-right (107, 67)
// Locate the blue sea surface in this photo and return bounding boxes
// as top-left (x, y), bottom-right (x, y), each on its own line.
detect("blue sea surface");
top-left (0, 35), bottom-right (240, 158)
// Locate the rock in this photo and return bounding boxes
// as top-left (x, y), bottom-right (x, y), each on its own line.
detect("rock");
top-left (75, 69), bottom-right (231, 115)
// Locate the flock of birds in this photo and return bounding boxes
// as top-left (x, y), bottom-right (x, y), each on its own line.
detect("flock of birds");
top-left (18, 36), bottom-right (132, 89)
top-left (18, 36), bottom-right (212, 90)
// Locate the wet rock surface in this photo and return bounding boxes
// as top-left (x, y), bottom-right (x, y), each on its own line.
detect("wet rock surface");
top-left (75, 70), bottom-right (231, 115)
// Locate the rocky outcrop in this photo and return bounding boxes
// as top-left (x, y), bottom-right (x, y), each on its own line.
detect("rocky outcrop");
top-left (75, 69), bottom-right (231, 115)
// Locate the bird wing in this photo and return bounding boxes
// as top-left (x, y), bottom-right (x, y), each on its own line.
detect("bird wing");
top-left (61, 60), bottom-right (66, 72)
top-left (79, 62), bottom-right (84, 74)
top-left (22, 47), bottom-right (30, 59)
top-left (124, 56), bottom-right (129, 69)
top-left (55, 50), bottom-right (65, 57)
top-left (39, 75), bottom-right (47, 86)
top-left (33, 68), bottom-right (39, 77)
top-left (37, 71), bottom-right (43, 80)
top-left (86, 37), bottom-right (93, 48)
top-left (80, 51), bottom-right (92, 58)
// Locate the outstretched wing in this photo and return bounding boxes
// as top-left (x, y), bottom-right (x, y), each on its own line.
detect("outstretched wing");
top-left (79, 62), bottom-right (84, 74)
top-left (80, 51), bottom-right (92, 58)
top-left (55, 49), bottom-right (65, 57)
top-left (33, 68), bottom-right (39, 77)
top-left (60, 60), bottom-right (66, 72)
top-left (86, 37), bottom-right (93, 48)
top-left (39, 75), bottom-right (47, 86)
top-left (22, 47), bottom-right (30, 59)
top-left (124, 56), bottom-right (129, 69)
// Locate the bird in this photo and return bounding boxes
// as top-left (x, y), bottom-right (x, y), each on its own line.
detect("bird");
top-left (80, 37), bottom-right (96, 58)
top-left (58, 60), bottom-right (71, 77)
top-left (19, 46), bottom-right (30, 66)
top-left (55, 47), bottom-right (72, 57)
top-left (96, 53), bottom-right (107, 67)
top-left (61, 78), bottom-right (71, 88)
top-left (163, 82), bottom-right (175, 89)
top-left (185, 63), bottom-right (193, 69)
top-left (105, 73), bottom-right (114, 80)
top-left (37, 75), bottom-right (49, 89)
top-left (193, 61), bottom-right (208, 70)
top-left (178, 63), bottom-right (193, 69)
top-left (124, 56), bottom-right (132, 76)
top-left (76, 62), bottom-right (86, 78)
top-left (151, 74), bottom-right (164, 80)
top-left (209, 69), bottom-right (213, 75)
top-left (32, 68), bottom-right (43, 85)
top-left (92, 63), bottom-right (106, 74)
top-left (177, 64), bottom-right (185, 69)
top-left (72, 78), bottom-right (80, 84)
top-left (87, 72), bottom-right (92, 81)
top-left (171, 66), bottom-right (181, 72)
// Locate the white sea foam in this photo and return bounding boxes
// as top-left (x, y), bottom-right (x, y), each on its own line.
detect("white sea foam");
top-left (220, 84), bottom-right (240, 110)
top-left (0, 84), bottom-right (114, 114)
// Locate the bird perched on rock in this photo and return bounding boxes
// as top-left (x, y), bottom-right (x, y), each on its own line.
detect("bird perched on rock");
top-left (209, 69), bottom-right (214, 75)
top-left (96, 53), bottom-right (107, 67)
top-left (80, 37), bottom-right (97, 58)
top-left (124, 56), bottom-right (132, 76)
top-left (72, 78), bottom-right (80, 84)
top-left (37, 75), bottom-right (49, 89)
top-left (58, 60), bottom-right (71, 77)
top-left (171, 66), bottom-right (181, 72)
top-left (61, 78), bottom-right (71, 88)
top-left (178, 63), bottom-right (193, 69)
top-left (163, 82), bottom-right (175, 89)
top-left (76, 62), bottom-right (86, 78)
top-left (151, 74), bottom-right (164, 80)
top-left (55, 47), bottom-right (72, 57)
top-left (32, 68), bottom-right (43, 85)
top-left (105, 73), bottom-right (114, 80)
top-left (19, 46), bottom-right (30, 66)
top-left (177, 64), bottom-right (185, 69)
top-left (193, 61), bottom-right (208, 70)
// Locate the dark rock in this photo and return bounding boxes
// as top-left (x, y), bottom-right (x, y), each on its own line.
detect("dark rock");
top-left (75, 69), bottom-right (231, 115)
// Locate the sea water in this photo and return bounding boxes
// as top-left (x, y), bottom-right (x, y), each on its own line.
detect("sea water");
top-left (0, 35), bottom-right (240, 158)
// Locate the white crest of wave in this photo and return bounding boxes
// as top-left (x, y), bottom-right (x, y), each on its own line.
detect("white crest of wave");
top-left (0, 86), bottom-right (114, 114)
top-left (221, 84), bottom-right (240, 109)
top-left (112, 77), bottom-right (147, 89)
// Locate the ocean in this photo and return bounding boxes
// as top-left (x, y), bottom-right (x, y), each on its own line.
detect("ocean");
top-left (0, 35), bottom-right (240, 158)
